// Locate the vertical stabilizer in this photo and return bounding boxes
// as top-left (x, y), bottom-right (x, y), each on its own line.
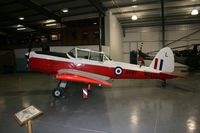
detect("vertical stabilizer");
top-left (149, 47), bottom-right (174, 73)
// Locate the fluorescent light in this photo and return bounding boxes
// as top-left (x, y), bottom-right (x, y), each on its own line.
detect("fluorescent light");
top-left (191, 9), bottom-right (199, 15)
top-left (17, 27), bottom-right (26, 31)
top-left (16, 24), bottom-right (23, 28)
top-left (131, 15), bottom-right (138, 20)
top-left (93, 22), bottom-right (97, 25)
top-left (132, 5), bottom-right (138, 8)
top-left (45, 23), bottom-right (57, 27)
top-left (19, 17), bottom-right (24, 20)
top-left (45, 19), bottom-right (56, 23)
top-left (62, 8), bottom-right (69, 13)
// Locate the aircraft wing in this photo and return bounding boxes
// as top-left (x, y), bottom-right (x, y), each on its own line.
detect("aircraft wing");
top-left (55, 69), bottom-right (112, 87)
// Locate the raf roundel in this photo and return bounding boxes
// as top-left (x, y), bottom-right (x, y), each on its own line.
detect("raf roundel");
top-left (114, 66), bottom-right (123, 76)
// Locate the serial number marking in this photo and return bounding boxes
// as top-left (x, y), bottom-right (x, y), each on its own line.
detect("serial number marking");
top-left (144, 72), bottom-right (159, 79)
top-left (125, 70), bottom-right (136, 75)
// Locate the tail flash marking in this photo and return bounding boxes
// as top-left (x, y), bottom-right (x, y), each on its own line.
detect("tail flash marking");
top-left (159, 59), bottom-right (164, 71)
top-left (154, 58), bottom-right (158, 69)
top-left (149, 47), bottom-right (174, 73)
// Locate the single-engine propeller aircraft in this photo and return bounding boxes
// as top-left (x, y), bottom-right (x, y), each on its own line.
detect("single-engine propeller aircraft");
top-left (25, 47), bottom-right (181, 99)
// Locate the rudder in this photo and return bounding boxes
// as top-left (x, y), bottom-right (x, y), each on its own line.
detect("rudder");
top-left (149, 47), bottom-right (174, 73)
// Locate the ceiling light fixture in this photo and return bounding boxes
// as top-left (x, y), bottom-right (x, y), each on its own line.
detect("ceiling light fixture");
top-left (62, 8), bottom-right (69, 13)
top-left (19, 17), bottom-right (24, 20)
top-left (45, 19), bottom-right (56, 23)
top-left (191, 8), bottom-right (199, 15)
top-left (17, 27), bottom-right (26, 31)
top-left (93, 22), bottom-right (97, 25)
top-left (131, 15), bottom-right (138, 20)
top-left (132, 5), bottom-right (138, 8)
top-left (45, 23), bottom-right (57, 27)
top-left (16, 24), bottom-right (23, 28)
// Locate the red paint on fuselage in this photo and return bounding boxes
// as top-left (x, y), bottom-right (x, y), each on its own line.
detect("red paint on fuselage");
top-left (29, 57), bottom-right (177, 79)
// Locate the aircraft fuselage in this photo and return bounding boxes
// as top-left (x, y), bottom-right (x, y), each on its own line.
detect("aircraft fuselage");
top-left (28, 51), bottom-right (177, 80)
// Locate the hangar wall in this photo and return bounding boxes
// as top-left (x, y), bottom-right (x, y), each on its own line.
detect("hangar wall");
top-left (9, 10), bottom-right (125, 72)
top-left (50, 45), bottom-right (110, 55)
top-left (105, 11), bottom-right (123, 61)
top-left (123, 24), bottom-right (200, 65)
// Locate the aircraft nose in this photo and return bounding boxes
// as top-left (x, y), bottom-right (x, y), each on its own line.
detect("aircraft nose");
top-left (25, 52), bottom-right (30, 69)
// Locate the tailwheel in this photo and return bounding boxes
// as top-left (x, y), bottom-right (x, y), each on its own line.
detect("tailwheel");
top-left (53, 87), bottom-right (64, 98)
top-left (161, 79), bottom-right (167, 87)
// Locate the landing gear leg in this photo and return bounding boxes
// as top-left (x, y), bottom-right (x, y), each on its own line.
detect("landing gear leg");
top-left (82, 84), bottom-right (91, 99)
top-left (161, 79), bottom-right (166, 87)
top-left (52, 80), bottom-right (67, 98)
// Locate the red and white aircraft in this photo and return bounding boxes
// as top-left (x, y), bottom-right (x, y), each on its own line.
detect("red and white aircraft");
top-left (26, 47), bottom-right (180, 99)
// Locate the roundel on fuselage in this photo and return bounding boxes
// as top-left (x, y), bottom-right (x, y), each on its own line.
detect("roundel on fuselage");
top-left (114, 66), bottom-right (123, 76)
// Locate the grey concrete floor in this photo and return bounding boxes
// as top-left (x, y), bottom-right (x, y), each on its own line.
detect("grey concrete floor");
top-left (0, 69), bottom-right (200, 133)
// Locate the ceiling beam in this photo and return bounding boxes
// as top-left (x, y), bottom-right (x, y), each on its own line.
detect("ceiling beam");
top-left (0, 0), bottom-right (16, 7)
top-left (109, 0), bottom-right (159, 9)
top-left (22, 10), bottom-right (98, 23)
top-left (62, 10), bottom-right (98, 17)
top-left (17, 0), bottom-right (61, 22)
top-left (121, 17), bottom-right (200, 27)
top-left (62, 12), bottom-right (98, 22)
top-left (113, 3), bottom-right (200, 15)
top-left (118, 13), bottom-right (198, 21)
top-left (88, 0), bottom-right (106, 16)
top-left (122, 19), bottom-right (200, 28)
top-left (114, 8), bottom-right (160, 15)
top-left (108, 0), bottom-right (190, 9)
top-left (58, 4), bottom-right (92, 12)
top-left (0, 12), bottom-right (52, 33)
top-left (0, 7), bottom-right (29, 15)
top-left (12, 4), bottom-right (95, 23)
top-left (41, 0), bottom-right (79, 7)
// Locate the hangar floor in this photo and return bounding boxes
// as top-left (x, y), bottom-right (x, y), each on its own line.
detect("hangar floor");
top-left (0, 69), bottom-right (200, 133)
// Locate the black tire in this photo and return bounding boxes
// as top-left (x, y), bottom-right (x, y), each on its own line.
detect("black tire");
top-left (52, 87), bottom-right (64, 98)
top-left (161, 82), bottom-right (166, 87)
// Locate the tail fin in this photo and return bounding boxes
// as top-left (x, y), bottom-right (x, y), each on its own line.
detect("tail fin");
top-left (149, 47), bottom-right (174, 73)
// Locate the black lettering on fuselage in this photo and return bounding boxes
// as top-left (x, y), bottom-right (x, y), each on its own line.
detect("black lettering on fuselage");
top-left (125, 70), bottom-right (136, 75)
top-left (144, 72), bottom-right (158, 79)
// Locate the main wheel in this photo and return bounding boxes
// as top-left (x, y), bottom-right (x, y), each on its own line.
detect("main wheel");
top-left (52, 87), bottom-right (64, 98)
top-left (161, 79), bottom-right (167, 87)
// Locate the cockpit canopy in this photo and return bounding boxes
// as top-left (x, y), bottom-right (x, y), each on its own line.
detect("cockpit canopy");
top-left (67, 48), bottom-right (111, 62)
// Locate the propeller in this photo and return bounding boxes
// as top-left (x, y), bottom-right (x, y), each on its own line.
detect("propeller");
top-left (25, 49), bottom-right (31, 70)
top-left (25, 34), bottom-right (34, 70)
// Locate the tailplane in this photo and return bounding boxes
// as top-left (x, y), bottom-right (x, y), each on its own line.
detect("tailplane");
top-left (149, 47), bottom-right (174, 73)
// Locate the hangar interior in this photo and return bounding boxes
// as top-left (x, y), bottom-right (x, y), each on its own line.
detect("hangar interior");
top-left (0, 0), bottom-right (200, 133)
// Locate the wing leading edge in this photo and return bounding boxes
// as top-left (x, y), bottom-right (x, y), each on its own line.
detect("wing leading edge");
top-left (56, 73), bottom-right (112, 88)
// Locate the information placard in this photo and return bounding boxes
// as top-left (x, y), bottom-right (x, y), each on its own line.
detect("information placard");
top-left (14, 105), bottom-right (42, 125)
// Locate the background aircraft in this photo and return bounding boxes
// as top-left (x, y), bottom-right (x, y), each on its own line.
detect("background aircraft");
top-left (26, 47), bottom-right (180, 99)
top-left (139, 44), bottom-right (200, 69)
top-left (173, 44), bottom-right (200, 69)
